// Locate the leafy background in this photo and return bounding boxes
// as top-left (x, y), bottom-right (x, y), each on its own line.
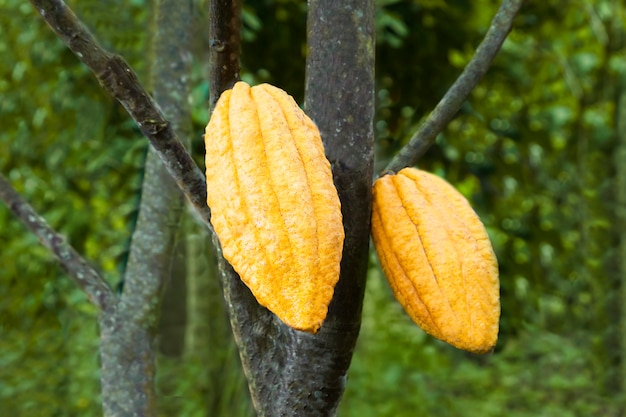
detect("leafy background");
top-left (1, 0), bottom-right (626, 415)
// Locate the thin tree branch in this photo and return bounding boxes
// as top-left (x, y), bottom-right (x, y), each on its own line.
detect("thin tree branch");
top-left (384, 0), bottom-right (524, 173)
top-left (29, 0), bottom-right (211, 228)
top-left (208, 0), bottom-right (242, 110)
top-left (0, 173), bottom-right (113, 310)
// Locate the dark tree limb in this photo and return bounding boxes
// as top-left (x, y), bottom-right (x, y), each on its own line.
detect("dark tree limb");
top-left (204, 0), bottom-right (276, 412)
top-left (384, 0), bottom-right (525, 173)
top-left (208, 0), bottom-right (242, 109)
top-left (29, 0), bottom-right (211, 228)
top-left (302, 0), bottom-right (376, 414)
top-left (0, 173), bottom-right (113, 311)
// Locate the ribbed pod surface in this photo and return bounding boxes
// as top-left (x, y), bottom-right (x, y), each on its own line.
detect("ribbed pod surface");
top-left (371, 167), bottom-right (500, 353)
top-left (204, 81), bottom-right (344, 333)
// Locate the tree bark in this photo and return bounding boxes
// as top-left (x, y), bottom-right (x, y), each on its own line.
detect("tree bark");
top-left (150, 0), bottom-right (194, 359)
top-left (304, 2), bottom-right (376, 331)
top-left (208, 0), bottom-right (242, 109)
top-left (98, 310), bottom-right (158, 417)
top-left (99, 0), bottom-right (193, 415)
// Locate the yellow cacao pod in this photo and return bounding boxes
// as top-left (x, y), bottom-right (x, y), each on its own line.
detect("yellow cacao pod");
top-left (204, 81), bottom-right (344, 333)
top-left (371, 167), bottom-right (500, 353)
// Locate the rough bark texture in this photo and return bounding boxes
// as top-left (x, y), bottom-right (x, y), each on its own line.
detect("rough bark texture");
top-left (304, 1), bottom-right (376, 315)
top-left (303, 0), bottom-right (376, 408)
top-left (98, 310), bottom-right (158, 417)
top-left (206, 1), bottom-right (374, 416)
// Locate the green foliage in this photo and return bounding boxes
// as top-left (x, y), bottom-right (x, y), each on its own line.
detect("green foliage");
top-left (240, 0), bottom-right (308, 100)
top-left (0, 0), bottom-right (147, 414)
top-left (340, 262), bottom-right (624, 417)
top-left (436, 0), bottom-right (622, 362)
top-left (156, 351), bottom-right (253, 417)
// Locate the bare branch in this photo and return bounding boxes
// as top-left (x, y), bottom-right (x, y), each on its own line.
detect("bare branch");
top-left (384, 0), bottom-right (525, 173)
top-left (28, 0), bottom-right (211, 228)
top-left (208, 0), bottom-right (242, 110)
top-left (0, 173), bottom-right (114, 310)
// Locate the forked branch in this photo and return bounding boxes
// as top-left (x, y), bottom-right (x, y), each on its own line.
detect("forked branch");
top-left (385, 0), bottom-right (525, 173)
top-left (29, 0), bottom-right (211, 229)
top-left (0, 173), bottom-right (113, 310)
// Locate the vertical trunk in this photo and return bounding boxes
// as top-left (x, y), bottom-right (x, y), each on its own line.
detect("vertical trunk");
top-left (205, 1), bottom-right (255, 415)
top-left (304, 0), bottom-right (376, 339)
top-left (152, 0), bottom-right (194, 359)
top-left (99, 310), bottom-right (158, 417)
top-left (99, 1), bottom-right (193, 415)
top-left (208, 0), bottom-right (242, 109)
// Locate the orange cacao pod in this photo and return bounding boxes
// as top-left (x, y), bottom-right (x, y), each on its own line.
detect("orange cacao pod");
top-left (371, 167), bottom-right (500, 353)
top-left (204, 81), bottom-right (344, 333)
